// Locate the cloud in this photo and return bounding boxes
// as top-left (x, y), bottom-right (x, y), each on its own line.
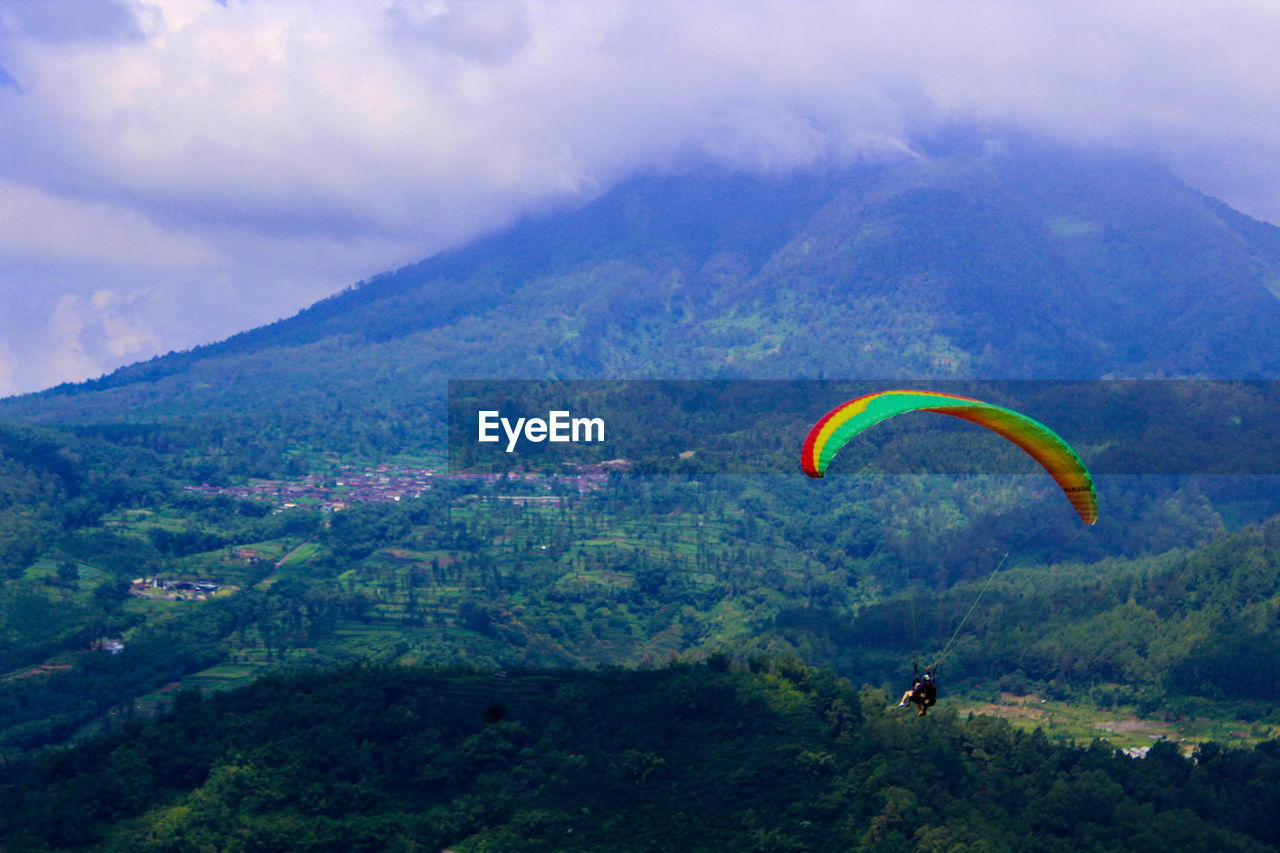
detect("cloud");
top-left (42, 294), bottom-right (101, 388)
top-left (0, 178), bottom-right (216, 267)
top-left (12, 289), bottom-right (163, 393)
top-left (3, 1), bottom-right (1271, 230)
top-left (1, 0), bottom-right (1279, 394)
top-left (89, 289), bottom-right (161, 358)
top-left (387, 0), bottom-right (531, 64)
top-left (0, 0), bottom-right (142, 45)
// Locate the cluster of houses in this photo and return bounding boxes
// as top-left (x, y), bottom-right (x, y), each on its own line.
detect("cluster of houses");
top-left (130, 576), bottom-right (227, 601)
top-left (184, 464), bottom-right (442, 512)
top-left (183, 460), bottom-right (632, 512)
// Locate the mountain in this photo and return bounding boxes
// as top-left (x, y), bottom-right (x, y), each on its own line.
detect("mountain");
top-left (5, 137), bottom-right (1280, 445)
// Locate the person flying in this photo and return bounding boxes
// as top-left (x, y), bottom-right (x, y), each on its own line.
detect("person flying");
top-left (898, 665), bottom-right (938, 716)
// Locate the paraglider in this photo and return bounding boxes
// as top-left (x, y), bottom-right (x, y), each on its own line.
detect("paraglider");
top-left (899, 664), bottom-right (938, 716)
top-left (801, 390), bottom-right (1097, 525)
top-left (802, 390), bottom-right (1098, 717)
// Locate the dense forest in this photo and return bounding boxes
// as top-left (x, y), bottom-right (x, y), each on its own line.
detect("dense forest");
top-left (4, 662), bottom-right (1280, 852)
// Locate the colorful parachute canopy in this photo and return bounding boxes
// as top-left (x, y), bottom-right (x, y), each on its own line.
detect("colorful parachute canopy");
top-left (801, 390), bottom-right (1098, 525)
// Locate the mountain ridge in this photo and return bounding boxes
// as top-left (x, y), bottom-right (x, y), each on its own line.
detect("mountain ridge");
top-left (5, 138), bottom-right (1280, 436)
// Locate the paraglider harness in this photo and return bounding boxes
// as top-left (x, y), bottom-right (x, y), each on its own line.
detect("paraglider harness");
top-left (907, 662), bottom-right (938, 716)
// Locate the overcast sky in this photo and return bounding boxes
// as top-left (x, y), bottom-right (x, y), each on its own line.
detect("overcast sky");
top-left (2, 0), bottom-right (1279, 396)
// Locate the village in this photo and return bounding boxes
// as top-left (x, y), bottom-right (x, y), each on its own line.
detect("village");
top-left (183, 464), bottom-right (442, 512)
top-left (106, 461), bottom-right (630, 617)
top-left (183, 461), bottom-right (629, 512)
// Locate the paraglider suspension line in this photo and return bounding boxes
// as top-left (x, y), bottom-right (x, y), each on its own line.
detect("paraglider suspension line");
top-left (932, 550), bottom-right (1008, 670)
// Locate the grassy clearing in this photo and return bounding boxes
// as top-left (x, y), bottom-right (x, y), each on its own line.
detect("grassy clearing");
top-left (953, 691), bottom-right (1280, 754)
top-left (107, 507), bottom-right (217, 536)
top-left (136, 649), bottom-right (317, 712)
top-left (22, 559), bottom-right (109, 590)
top-left (181, 664), bottom-right (265, 692)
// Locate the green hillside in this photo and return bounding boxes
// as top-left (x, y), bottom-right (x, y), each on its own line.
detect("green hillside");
top-left (2, 415), bottom-right (1273, 762)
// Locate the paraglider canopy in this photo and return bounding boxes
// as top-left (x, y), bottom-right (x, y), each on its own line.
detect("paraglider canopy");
top-left (801, 390), bottom-right (1097, 525)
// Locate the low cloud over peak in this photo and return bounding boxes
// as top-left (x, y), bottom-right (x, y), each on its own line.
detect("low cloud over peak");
top-left (1, 1), bottom-right (1278, 394)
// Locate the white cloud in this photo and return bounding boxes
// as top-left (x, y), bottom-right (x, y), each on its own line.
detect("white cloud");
top-left (0, 0), bottom-right (142, 44)
top-left (42, 294), bottom-right (100, 388)
top-left (0, 178), bottom-right (215, 267)
top-left (387, 0), bottom-right (532, 64)
top-left (1, 0), bottom-right (1279, 394)
top-left (89, 288), bottom-right (161, 357)
top-left (17, 289), bottom-right (164, 391)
